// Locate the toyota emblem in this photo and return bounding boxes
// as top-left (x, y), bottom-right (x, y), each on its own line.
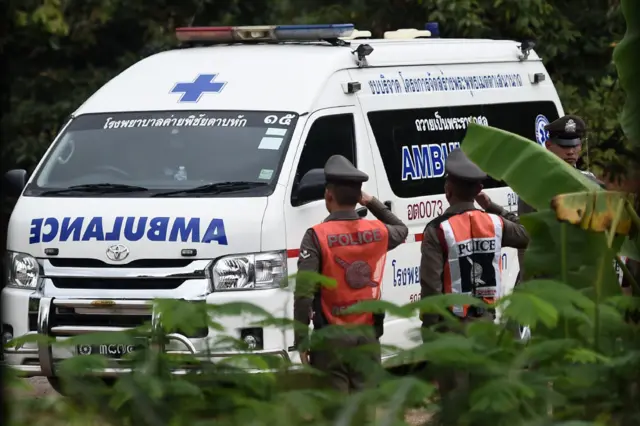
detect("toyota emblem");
top-left (106, 244), bottom-right (130, 261)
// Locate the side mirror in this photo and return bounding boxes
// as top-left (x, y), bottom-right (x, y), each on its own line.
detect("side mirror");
top-left (296, 169), bottom-right (326, 204)
top-left (3, 169), bottom-right (28, 197)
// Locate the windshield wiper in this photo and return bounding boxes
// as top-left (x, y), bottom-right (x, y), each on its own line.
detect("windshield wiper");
top-left (152, 181), bottom-right (268, 197)
top-left (39, 183), bottom-right (149, 196)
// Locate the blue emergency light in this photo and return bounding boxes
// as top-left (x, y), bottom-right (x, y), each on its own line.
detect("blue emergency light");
top-left (176, 24), bottom-right (355, 44)
top-left (425, 22), bottom-right (440, 38)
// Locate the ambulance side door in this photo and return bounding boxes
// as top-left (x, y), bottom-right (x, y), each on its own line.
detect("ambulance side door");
top-left (283, 106), bottom-right (379, 284)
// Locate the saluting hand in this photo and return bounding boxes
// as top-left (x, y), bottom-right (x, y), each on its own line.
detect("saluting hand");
top-left (359, 191), bottom-right (373, 206)
top-left (475, 192), bottom-right (492, 210)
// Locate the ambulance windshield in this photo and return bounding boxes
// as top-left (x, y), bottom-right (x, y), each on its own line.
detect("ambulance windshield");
top-left (28, 110), bottom-right (299, 197)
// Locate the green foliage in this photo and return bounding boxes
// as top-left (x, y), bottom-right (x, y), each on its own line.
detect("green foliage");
top-left (613, 0), bottom-right (640, 145)
top-left (462, 124), bottom-right (602, 211)
top-left (462, 124), bottom-right (639, 262)
top-left (0, 0), bottom-right (630, 178)
top-left (6, 266), bottom-right (640, 425)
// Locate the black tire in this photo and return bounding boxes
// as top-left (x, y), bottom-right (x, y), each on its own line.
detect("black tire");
top-left (46, 377), bottom-right (66, 395)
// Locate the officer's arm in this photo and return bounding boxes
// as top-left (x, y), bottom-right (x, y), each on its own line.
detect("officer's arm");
top-left (517, 196), bottom-right (536, 216)
top-left (485, 201), bottom-right (529, 249)
top-left (485, 201), bottom-right (520, 224)
top-left (293, 228), bottom-right (321, 348)
top-left (420, 227), bottom-right (444, 328)
top-left (366, 197), bottom-right (409, 250)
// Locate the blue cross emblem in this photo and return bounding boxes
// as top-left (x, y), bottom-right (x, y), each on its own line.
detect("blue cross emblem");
top-left (170, 74), bottom-right (227, 103)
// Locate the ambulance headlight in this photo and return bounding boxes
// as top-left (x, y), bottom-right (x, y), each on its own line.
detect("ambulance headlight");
top-left (210, 251), bottom-right (287, 291)
top-left (5, 251), bottom-right (40, 289)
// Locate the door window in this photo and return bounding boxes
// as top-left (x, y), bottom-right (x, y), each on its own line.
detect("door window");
top-left (291, 114), bottom-right (356, 206)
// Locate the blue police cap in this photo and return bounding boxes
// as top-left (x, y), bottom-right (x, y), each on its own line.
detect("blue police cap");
top-left (544, 115), bottom-right (586, 147)
top-left (445, 148), bottom-right (487, 182)
top-left (324, 155), bottom-right (369, 184)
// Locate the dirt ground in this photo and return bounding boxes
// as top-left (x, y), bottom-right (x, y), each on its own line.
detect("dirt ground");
top-left (19, 378), bottom-right (431, 424)
top-left (22, 377), bottom-right (57, 398)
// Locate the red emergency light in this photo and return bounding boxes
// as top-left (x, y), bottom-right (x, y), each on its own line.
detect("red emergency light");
top-left (175, 26), bottom-right (234, 43)
top-left (175, 24), bottom-right (355, 44)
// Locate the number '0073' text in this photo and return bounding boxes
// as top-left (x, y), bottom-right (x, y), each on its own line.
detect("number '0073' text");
top-left (407, 200), bottom-right (443, 220)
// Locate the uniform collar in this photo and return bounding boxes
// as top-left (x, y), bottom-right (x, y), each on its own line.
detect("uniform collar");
top-left (444, 201), bottom-right (477, 215)
top-left (324, 210), bottom-right (359, 222)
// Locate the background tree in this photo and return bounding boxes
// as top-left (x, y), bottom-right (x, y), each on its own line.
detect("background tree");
top-left (0, 0), bottom-right (631, 273)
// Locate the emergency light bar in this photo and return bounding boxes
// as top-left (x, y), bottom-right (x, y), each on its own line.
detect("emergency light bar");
top-left (176, 24), bottom-right (355, 44)
top-left (384, 28), bottom-right (432, 39)
top-left (425, 22), bottom-right (440, 38)
top-left (340, 29), bottom-right (372, 40)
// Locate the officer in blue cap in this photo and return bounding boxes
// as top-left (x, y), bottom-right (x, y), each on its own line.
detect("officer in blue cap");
top-left (517, 114), bottom-right (605, 281)
top-left (520, 114), bottom-right (603, 218)
top-left (544, 114), bottom-right (585, 165)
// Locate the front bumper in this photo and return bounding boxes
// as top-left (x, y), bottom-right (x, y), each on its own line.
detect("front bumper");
top-left (4, 297), bottom-right (295, 377)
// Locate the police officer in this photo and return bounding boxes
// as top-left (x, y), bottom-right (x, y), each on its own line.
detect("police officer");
top-left (294, 155), bottom-right (408, 394)
top-left (519, 114), bottom-right (603, 216)
top-left (420, 148), bottom-right (529, 326)
top-left (419, 148), bottom-right (529, 423)
top-left (518, 114), bottom-right (605, 279)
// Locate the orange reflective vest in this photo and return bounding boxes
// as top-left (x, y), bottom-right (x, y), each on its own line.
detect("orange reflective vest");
top-left (313, 219), bottom-right (389, 326)
top-left (437, 210), bottom-right (503, 318)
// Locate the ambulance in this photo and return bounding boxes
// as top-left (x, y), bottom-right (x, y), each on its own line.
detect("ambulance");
top-left (2, 23), bottom-right (566, 387)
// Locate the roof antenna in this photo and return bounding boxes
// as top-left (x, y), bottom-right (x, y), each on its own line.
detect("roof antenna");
top-left (518, 40), bottom-right (535, 61)
top-left (586, 136), bottom-right (590, 171)
top-left (352, 44), bottom-right (374, 67)
top-left (188, 0), bottom-right (205, 27)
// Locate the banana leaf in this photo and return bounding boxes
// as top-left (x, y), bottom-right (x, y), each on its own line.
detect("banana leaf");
top-left (520, 210), bottom-right (621, 299)
top-left (612, 0), bottom-right (640, 263)
top-left (551, 191), bottom-right (635, 235)
top-left (461, 124), bottom-right (601, 212)
top-left (461, 124), bottom-right (638, 261)
top-left (613, 0), bottom-right (640, 144)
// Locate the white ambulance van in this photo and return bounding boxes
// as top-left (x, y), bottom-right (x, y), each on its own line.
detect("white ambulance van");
top-left (2, 23), bottom-right (563, 385)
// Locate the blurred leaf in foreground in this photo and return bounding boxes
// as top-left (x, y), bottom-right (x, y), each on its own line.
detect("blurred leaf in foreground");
top-left (551, 191), bottom-right (635, 235)
top-left (461, 123), bottom-right (601, 212)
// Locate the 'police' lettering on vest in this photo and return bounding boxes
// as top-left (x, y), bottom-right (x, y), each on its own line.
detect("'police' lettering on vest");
top-left (326, 229), bottom-right (383, 248)
top-left (456, 238), bottom-right (496, 257)
top-left (28, 216), bottom-right (228, 245)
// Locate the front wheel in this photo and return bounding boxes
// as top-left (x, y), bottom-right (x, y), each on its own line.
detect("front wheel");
top-left (46, 377), bottom-right (65, 395)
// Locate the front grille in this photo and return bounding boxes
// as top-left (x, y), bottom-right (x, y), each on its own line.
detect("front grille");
top-left (49, 304), bottom-right (208, 338)
top-left (48, 258), bottom-right (193, 268)
top-left (52, 308), bottom-right (150, 328)
top-left (51, 277), bottom-right (185, 290)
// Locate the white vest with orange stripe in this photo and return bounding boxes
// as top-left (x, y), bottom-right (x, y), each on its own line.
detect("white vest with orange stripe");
top-left (438, 210), bottom-right (504, 317)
